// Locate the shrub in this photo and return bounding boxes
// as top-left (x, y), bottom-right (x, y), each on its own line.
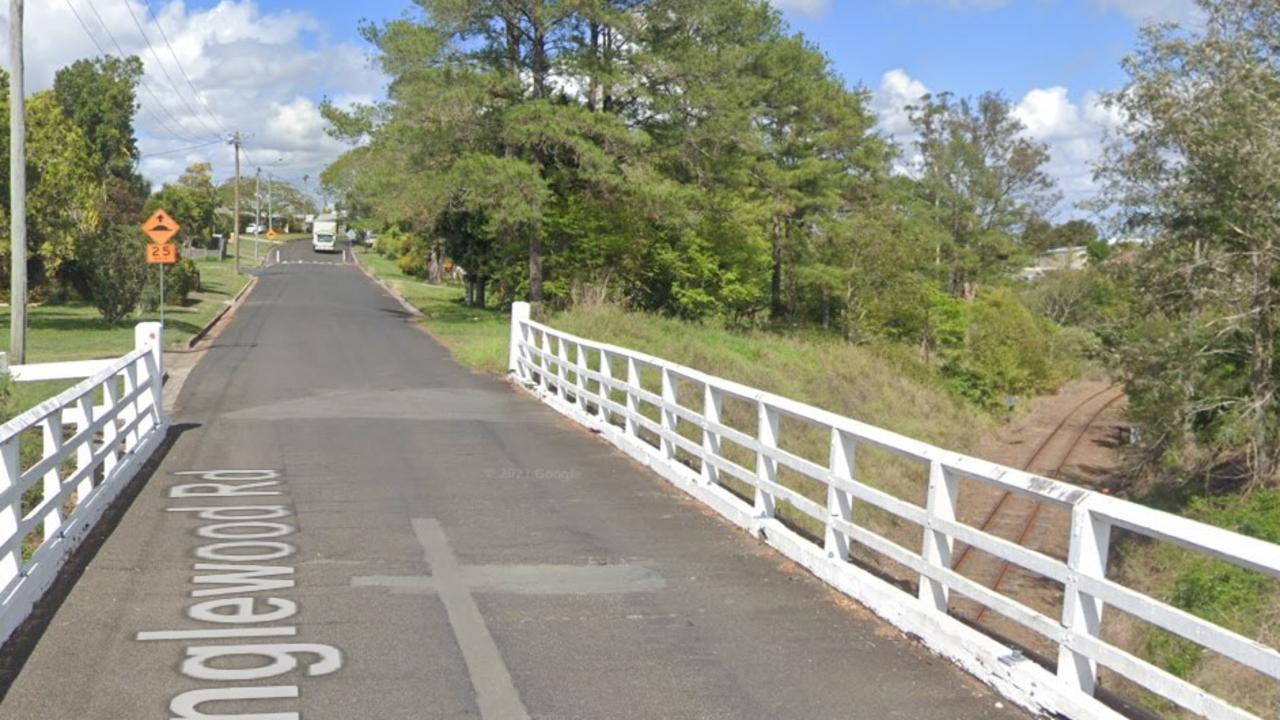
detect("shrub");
top-left (168, 257), bottom-right (201, 302)
top-left (942, 289), bottom-right (1061, 409)
top-left (81, 224), bottom-right (149, 324)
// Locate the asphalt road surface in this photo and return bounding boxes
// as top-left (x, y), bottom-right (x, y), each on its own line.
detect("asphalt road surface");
top-left (0, 240), bottom-right (1027, 719)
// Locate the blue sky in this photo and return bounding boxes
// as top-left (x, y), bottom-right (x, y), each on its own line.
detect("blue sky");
top-left (1, 0), bottom-right (1201, 216)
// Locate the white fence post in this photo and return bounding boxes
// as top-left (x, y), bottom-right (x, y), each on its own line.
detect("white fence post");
top-left (41, 416), bottom-right (65, 540)
top-left (1058, 496), bottom-right (1112, 695)
top-left (825, 428), bottom-right (856, 561)
top-left (754, 401), bottom-right (778, 519)
top-left (556, 336), bottom-right (570, 401)
top-left (919, 460), bottom-right (958, 612)
top-left (625, 357), bottom-right (640, 438)
top-left (597, 350), bottom-right (613, 423)
top-left (701, 385), bottom-right (723, 487)
top-left (135, 322), bottom-right (164, 426)
top-left (660, 368), bottom-right (678, 460)
top-left (0, 441), bottom-right (21, 592)
top-left (539, 329), bottom-right (554, 393)
top-left (509, 302), bottom-right (530, 378)
top-left (575, 342), bottom-right (590, 412)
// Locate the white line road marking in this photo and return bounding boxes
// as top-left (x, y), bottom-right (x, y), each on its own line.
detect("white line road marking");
top-left (352, 518), bottom-right (662, 720)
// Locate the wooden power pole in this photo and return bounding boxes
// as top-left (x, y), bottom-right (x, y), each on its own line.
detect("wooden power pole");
top-left (231, 132), bottom-right (242, 274)
top-left (9, 0), bottom-right (26, 364)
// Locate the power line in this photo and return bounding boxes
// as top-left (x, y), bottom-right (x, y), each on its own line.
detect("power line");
top-left (137, 138), bottom-right (224, 158)
top-left (76, 0), bottom-right (206, 143)
top-left (63, 0), bottom-right (197, 146)
top-left (141, 0), bottom-right (232, 138)
top-left (120, 0), bottom-right (224, 140)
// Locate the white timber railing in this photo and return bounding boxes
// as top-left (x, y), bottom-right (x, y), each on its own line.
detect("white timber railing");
top-left (0, 323), bottom-right (168, 646)
top-left (507, 302), bottom-right (1280, 720)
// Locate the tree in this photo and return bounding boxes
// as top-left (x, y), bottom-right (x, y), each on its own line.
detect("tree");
top-left (148, 162), bottom-right (219, 246)
top-left (53, 56), bottom-right (144, 180)
top-left (0, 79), bottom-right (102, 289)
top-left (909, 92), bottom-right (1058, 298)
top-left (1098, 0), bottom-right (1280, 490)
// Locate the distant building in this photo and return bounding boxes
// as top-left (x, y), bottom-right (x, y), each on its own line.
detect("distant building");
top-left (1016, 245), bottom-right (1088, 282)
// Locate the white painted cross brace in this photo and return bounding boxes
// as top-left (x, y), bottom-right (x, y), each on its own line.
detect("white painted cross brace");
top-left (352, 519), bottom-right (664, 720)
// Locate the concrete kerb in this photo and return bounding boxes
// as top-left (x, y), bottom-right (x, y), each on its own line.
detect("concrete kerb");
top-left (186, 274), bottom-right (259, 349)
top-left (348, 246), bottom-right (424, 318)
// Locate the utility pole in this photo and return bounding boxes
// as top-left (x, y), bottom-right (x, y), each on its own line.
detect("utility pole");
top-left (267, 173), bottom-right (274, 236)
top-left (254, 168), bottom-right (261, 237)
top-left (9, 0), bottom-right (27, 364)
top-left (231, 132), bottom-right (242, 274)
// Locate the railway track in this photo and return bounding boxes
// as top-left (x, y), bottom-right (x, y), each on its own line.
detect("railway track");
top-left (952, 383), bottom-right (1126, 624)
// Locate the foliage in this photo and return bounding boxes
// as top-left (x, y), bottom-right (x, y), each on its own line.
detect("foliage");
top-left (147, 163), bottom-right (219, 246)
top-left (1142, 489), bottom-right (1280, 681)
top-left (167, 256), bottom-right (202, 301)
top-left (323, 0), bottom-right (1065, 409)
top-left (79, 224), bottom-right (149, 324)
top-left (909, 92), bottom-right (1058, 298)
top-left (941, 289), bottom-right (1064, 409)
top-left (0, 82), bottom-right (103, 288)
top-left (1098, 0), bottom-right (1280, 490)
top-left (53, 56), bottom-right (143, 181)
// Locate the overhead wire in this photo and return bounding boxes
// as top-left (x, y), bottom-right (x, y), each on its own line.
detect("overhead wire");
top-left (120, 0), bottom-right (225, 141)
top-left (140, 0), bottom-right (233, 139)
top-left (137, 138), bottom-right (225, 159)
top-left (77, 0), bottom-right (205, 143)
top-left (63, 0), bottom-right (200, 146)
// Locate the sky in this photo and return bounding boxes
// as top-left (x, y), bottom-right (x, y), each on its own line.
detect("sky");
top-left (0, 0), bottom-right (1203, 218)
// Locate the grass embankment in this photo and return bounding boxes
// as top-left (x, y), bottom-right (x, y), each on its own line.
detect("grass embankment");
top-left (355, 246), bottom-right (986, 552)
top-left (0, 258), bottom-right (250, 416)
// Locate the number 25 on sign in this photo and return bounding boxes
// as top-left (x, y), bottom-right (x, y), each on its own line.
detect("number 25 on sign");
top-left (147, 242), bottom-right (178, 264)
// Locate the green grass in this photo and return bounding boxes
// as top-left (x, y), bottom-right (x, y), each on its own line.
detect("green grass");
top-left (0, 257), bottom-right (250, 416)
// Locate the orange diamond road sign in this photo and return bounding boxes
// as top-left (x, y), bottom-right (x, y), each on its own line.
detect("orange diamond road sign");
top-left (142, 209), bottom-right (181, 244)
top-left (266, 229), bottom-right (278, 240)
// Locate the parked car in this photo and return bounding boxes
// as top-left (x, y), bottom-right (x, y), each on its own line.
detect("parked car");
top-left (244, 223), bottom-right (261, 234)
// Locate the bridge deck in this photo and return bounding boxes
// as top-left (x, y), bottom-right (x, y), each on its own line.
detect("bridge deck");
top-left (0, 241), bottom-right (1026, 719)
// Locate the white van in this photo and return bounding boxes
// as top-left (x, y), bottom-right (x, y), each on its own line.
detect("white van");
top-left (312, 214), bottom-right (338, 253)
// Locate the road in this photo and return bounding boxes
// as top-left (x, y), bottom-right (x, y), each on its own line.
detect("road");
top-left (0, 240), bottom-right (1025, 719)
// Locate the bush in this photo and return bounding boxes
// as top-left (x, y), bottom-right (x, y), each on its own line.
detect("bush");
top-left (81, 224), bottom-right (149, 324)
top-left (168, 257), bottom-right (201, 301)
top-left (942, 289), bottom-right (1061, 409)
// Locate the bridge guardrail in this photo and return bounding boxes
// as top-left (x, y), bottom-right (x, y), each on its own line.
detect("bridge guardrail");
top-left (507, 302), bottom-right (1279, 720)
top-left (0, 323), bottom-right (168, 646)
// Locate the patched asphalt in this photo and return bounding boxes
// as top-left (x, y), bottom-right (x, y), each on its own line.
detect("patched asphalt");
top-left (0, 240), bottom-right (1027, 719)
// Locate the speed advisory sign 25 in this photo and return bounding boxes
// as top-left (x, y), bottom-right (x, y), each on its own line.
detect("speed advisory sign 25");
top-left (143, 210), bottom-right (180, 265)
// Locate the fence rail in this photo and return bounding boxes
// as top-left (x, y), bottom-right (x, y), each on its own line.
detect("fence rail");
top-left (0, 323), bottom-right (168, 646)
top-left (507, 302), bottom-right (1280, 720)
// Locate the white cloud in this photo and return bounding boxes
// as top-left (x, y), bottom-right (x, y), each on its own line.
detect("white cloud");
top-left (1012, 86), bottom-right (1122, 211)
top-left (769, 0), bottom-right (832, 19)
top-left (1092, 0), bottom-right (1202, 26)
top-left (872, 69), bottom-right (1122, 217)
top-left (0, 0), bottom-right (383, 194)
top-left (872, 69), bottom-right (929, 143)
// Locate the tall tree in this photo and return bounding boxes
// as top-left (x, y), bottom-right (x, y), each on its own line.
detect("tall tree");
top-left (53, 56), bottom-right (144, 180)
top-left (0, 77), bottom-right (102, 288)
top-left (1099, 0), bottom-right (1280, 490)
top-left (909, 92), bottom-right (1058, 299)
